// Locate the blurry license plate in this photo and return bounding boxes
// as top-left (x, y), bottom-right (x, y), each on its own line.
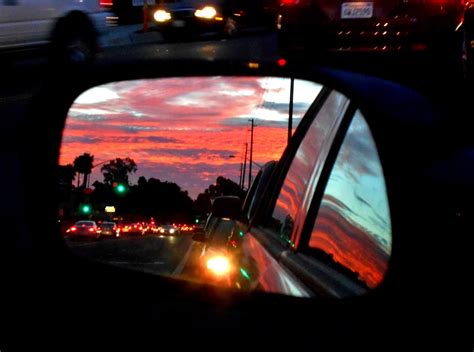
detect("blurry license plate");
top-left (171, 20), bottom-right (186, 27)
top-left (341, 2), bottom-right (373, 19)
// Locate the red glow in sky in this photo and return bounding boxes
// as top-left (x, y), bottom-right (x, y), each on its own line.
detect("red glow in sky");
top-left (60, 77), bottom-right (322, 199)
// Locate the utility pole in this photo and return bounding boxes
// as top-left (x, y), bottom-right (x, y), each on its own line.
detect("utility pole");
top-left (288, 77), bottom-right (294, 144)
top-left (143, 0), bottom-right (149, 32)
top-left (248, 118), bottom-right (254, 190)
top-left (241, 143), bottom-right (248, 190)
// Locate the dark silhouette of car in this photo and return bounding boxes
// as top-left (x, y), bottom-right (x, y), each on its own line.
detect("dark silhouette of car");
top-left (98, 221), bottom-right (119, 237)
top-left (151, 0), bottom-right (277, 39)
top-left (67, 220), bottom-right (101, 240)
top-left (158, 224), bottom-right (180, 235)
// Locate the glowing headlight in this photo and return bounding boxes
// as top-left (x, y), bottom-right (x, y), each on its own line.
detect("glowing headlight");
top-left (169, 228), bottom-right (175, 234)
top-left (160, 228), bottom-right (165, 233)
top-left (154, 9), bottom-right (171, 22)
top-left (195, 6), bottom-right (217, 19)
top-left (206, 256), bottom-right (230, 276)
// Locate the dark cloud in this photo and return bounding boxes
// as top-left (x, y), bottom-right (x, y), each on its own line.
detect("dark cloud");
top-left (140, 147), bottom-right (235, 158)
top-left (62, 136), bottom-right (101, 144)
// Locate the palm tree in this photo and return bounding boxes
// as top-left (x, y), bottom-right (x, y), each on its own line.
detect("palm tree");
top-left (73, 153), bottom-right (94, 188)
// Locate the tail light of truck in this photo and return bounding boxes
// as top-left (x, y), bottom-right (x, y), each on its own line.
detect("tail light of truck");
top-left (100, 0), bottom-right (113, 8)
top-left (280, 0), bottom-right (300, 5)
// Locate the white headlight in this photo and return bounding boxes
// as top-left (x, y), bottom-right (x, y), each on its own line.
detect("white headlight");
top-left (169, 228), bottom-right (175, 234)
top-left (154, 9), bottom-right (171, 22)
top-left (195, 6), bottom-right (217, 19)
top-left (206, 256), bottom-right (230, 275)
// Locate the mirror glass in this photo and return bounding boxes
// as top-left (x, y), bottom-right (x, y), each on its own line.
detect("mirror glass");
top-left (59, 76), bottom-right (322, 291)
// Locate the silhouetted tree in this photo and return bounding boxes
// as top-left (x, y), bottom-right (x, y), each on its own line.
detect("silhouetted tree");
top-left (73, 153), bottom-right (94, 188)
top-left (101, 157), bottom-right (137, 185)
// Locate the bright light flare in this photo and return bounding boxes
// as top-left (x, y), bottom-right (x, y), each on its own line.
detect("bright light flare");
top-left (154, 9), bottom-right (171, 22)
top-left (195, 6), bottom-right (217, 19)
top-left (206, 256), bottom-right (231, 276)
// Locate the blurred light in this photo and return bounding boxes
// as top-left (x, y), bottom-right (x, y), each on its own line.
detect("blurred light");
top-left (100, 0), bottom-right (113, 6)
top-left (116, 184), bottom-right (126, 193)
top-left (88, 228), bottom-right (94, 232)
top-left (170, 229), bottom-right (175, 234)
top-left (239, 268), bottom-right (251, 280)
top-left (195, 6), bottom-right (217, 19)
top-left (280, 0), bottom-right (299, 5)
top-left (248, 62), bottom-right (260, 69)
top-left (105, 206), bottom-right (116, 213)
top-left (239, 231), bottom-right (244, 237)
top-left (81, 205), bottom-right (91, 214)
top-left (277, 58), bottom-right (287, 67)
top-left (215, 16), bottom-right (224, 21)
top-left (71, 227), bottom-right (77, 232)
top-left (154, 10), bottom-right (171, 22)
top-left (207, 256), bottom-right (230, 275)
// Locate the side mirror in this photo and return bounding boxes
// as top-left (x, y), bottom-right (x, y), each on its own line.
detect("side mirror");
top-left (211, 196), bottom-right (242, 220)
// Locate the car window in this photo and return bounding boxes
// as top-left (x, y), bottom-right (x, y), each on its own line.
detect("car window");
top-left (76, 221), bottom-right (95, 226)
top-left (269, 90), bottom-right (350, 246)
top-left (309, 110), bottom-right (392, 289)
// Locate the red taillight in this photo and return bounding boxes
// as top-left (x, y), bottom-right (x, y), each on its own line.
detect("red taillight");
top-left (100, 0), bottom-right (113, 8)
top-left (280, 0), bottom-right (300, 5)
top-left (71, 227), bottom-right (77, 232)
top-left (89, 228), bottom-right (95, 232)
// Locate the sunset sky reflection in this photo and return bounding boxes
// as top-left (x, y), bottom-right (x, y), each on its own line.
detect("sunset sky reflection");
top-left (60, 76), bottom-right (322, 199)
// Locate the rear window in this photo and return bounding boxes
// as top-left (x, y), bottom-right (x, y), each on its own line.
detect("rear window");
top-left (76, 221), bottom-right (95, 226)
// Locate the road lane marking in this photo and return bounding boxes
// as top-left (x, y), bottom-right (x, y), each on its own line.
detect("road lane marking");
top-left (172, 240), bottom-right (195, 276)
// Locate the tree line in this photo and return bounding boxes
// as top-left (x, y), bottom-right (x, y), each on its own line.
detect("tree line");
top-left (58, 153), bottom-right (243, 223)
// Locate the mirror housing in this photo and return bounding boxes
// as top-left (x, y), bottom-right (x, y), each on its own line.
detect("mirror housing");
top-left (210, 196), bottom-right (242, 220)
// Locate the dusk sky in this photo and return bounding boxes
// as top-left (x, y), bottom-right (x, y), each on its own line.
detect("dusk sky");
top-left (60, 76), bottom-right (322, 199)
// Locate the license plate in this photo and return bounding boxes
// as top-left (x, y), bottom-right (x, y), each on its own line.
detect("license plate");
top-left (341, 2), bottom-right (373, 19)
top-left (171, 20), bottom-right (186, 27)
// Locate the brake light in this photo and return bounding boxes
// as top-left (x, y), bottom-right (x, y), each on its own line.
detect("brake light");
top-left (71, 227), bottom-right (77, 232)
top-left (89, 228), bottom-right (95, 232)
top-left (280, 0), bottom-right (300, 6)
top-left (100, 0), bottom-right (113, 7)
